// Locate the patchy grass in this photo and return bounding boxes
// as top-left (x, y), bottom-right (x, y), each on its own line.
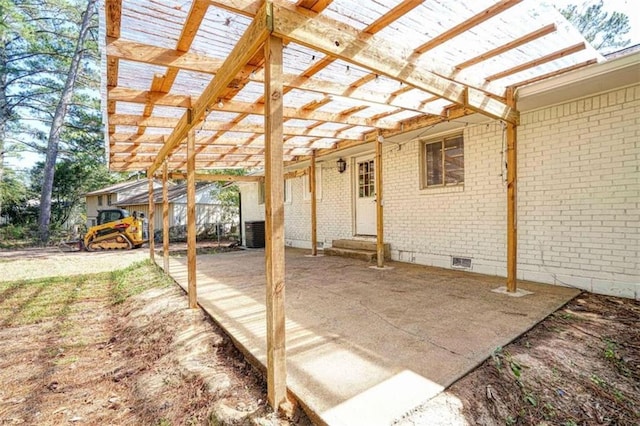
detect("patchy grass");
top-left (109, 260), bottom-right (173, 304)
top-left (0, 254), bottom-right (308, 425)
top-left (0, 260), bottom-right (172, 326)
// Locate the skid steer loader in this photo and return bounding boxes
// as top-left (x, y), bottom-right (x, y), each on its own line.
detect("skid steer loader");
top-left (83, 208), bottom-right (145, 251)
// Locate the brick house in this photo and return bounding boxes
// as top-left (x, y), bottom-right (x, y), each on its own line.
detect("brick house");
top-left (239, 49), bottom-right (639, 300)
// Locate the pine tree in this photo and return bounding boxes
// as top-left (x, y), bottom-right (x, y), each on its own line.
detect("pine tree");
top-left (560, 1), bottom-right (631, 53)
top-left (38, 0), bottom-right (98, 242)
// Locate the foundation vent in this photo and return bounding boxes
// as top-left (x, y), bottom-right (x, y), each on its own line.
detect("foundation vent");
top-left (452, 256), bottom-right (472, 269)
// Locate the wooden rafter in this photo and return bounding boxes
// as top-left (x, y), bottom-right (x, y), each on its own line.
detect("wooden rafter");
top-left (147, 2), bottom-right (271, 175)
top-left (414, 0), bottom-right (523, 54)
top-left (168, 172), bottom-right (264, 182)
top-left (509, 59), bottom-right (598, 88)
top-left (486, 42), bottom-right (587, 82)
top-left (270, 2), bottom-right (518, 124)
top-left (108, 40), bottom-right (444, 114)
top-left (105, 0), bottom-right (600, 171)
top-left (455, 24), bottom-right (557, 71)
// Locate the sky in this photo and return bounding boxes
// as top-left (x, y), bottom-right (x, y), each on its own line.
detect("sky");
top-left (6, 0), bottom-right (640, 174)
top-left (553, 0), bottom-right (640, 46)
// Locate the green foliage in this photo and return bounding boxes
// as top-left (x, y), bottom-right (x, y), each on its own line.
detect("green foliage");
top-left (560, 1), bottom-right (631, 52)
top-left (524, 393), bottom-right (537, 407)
top-left (1, 0), bottom-right (104, 240)
top-left (29, 157), bottom-right (114, 228)
top-left (201, 169), bottom-right (245, 226)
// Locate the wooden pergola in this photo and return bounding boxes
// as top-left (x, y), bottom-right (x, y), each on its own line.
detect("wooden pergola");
top-left (103, 0), bottom-right (600, 410)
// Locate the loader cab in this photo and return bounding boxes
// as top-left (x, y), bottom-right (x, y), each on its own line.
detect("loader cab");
top-left (97, 208), bottom-right (130, 225)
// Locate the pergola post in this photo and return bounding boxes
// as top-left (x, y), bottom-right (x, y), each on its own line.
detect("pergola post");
top-left (375, 133), bottom-right (385, 268)
top-left (264, 34), bottom-right (287, 410)
top-left (506, 87), bottom-right (518, 292)
top-left (310, 149), bottom-right (317, 256)
top-left (147, 174), bottom-right (155, 262)
top-left (162, 160), bottom-right (170, 273)
top-left (187, 128), bottom-right (197, 308)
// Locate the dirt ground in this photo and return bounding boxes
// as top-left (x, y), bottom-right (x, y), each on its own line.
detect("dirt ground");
top-left (401, 293), bottom-right (640, 425)
top-left (0, 250), bottom-right (310, 425)
top-left (0, 247), bottom-right (638, 425)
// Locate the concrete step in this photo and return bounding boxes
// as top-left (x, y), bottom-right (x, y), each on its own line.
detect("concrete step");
top-left (331, 239), bottom-right (390, 258)
top-left (324, 247), bottom-right (376, 262)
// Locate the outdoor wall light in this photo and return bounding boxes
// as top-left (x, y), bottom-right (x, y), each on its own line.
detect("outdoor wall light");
top-left (337, 158), bottom-right (347, 173)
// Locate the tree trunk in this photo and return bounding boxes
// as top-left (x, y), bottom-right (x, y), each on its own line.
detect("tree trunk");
top-left (38, 0), bottom-right (97, 242)
top-left (0, 34), bottom-right (9, 222)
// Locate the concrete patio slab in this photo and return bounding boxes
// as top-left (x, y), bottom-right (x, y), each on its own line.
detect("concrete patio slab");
top-left (160, 248), bottom-right (579, 425)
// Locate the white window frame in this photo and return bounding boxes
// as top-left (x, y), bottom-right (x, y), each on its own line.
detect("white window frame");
top-left (303, 165), bottom-right (322, 201)
top-left (258, 180), bottom-right (291, 204)
top-left (258, 182), bottom-right (265, 205)
top-left (284, 179), bottom-right (292, 204)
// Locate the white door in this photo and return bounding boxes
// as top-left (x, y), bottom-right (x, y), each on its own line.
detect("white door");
top-left (354, 155), bottom-right (377, 235)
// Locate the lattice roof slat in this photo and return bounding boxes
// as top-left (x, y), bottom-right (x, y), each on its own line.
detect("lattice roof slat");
top-left (103, 0), bottom-right (603, 172)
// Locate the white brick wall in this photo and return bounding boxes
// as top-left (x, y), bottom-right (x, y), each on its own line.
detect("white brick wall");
top-left (242, 84), bottom-right (640, 299)
top-left (518, 85), bottom-right (639, 298)
top-left (284, 165), bottom-right (353, 248)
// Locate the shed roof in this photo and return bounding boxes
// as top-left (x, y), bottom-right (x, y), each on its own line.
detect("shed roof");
top-left (104, 0), bottom-right (602, 173)
top-left (115, 181), bottom-right (216, 205)
top-left (84, 178), bottom-right (162, 196)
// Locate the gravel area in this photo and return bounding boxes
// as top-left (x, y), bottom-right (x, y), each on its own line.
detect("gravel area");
top-left (0, 248), bottom-right (149, 282)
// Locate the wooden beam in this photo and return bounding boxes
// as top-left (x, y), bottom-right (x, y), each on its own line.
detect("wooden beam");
top-left (310, 150), bottom-right (317, 256)
top-left (111, 143), bottom-right (273, 156)
top-left (110, 159), bottom-right (265, 169)
top-left (105, 0), bottom-right (122, 39)
top-left (296, 0), bottom-right (332, 13)
top-left (147, 174), bottom-right (155, 262)
top-left (375, 133), bottom-right (384, 268)
top-left (109, 96), bottom-right (396, 128)
top-left (169, 172), bottom-right (264, 182)
top-left (109, 110), bottom-right (363, 140)
top-left (177, 0), bottom-right (209, 51)
top-left (108, 87), bottom-right (192, 108)
top-left (270, 2), bottom-right (518, 124)
top-left (105, 0), bottom-right (121, 92)
top-left (310, 105), bottom-right (474, 160)
top-left (509, 59), bottom-right (597, 88)
top-left (107, 39), bottom-right (226, 74)
top-left (187, 130), bottom-right (198, 308)
top-left (486, 42), bottom-right (586, 82)
top-left (506, 87), bottom-right (517, 292)
top-left (106, 42), bottom-right (444, 114)
top-left (264, 34), bottom-right (287, 410)
top-left (284, 169), bottom-right (307, 180)
top-left (109, 118), bottom-right (363, 139)
top-left (148, 2), bottom-right (270, 175)
top-left (220, 99), bottom-right (398, 129)
top-left (455, 24), bottom-right (557, 70)
top-left (106, 57), bottom-right (119, 89)
top-left (162, 161), bottom-right (170, 273)
top-left (414, 0), bottom-right (523, 54)
top-left (207, 0), bottom-right (261, 17)
top-left (364, 0), bottom-right (422, 34)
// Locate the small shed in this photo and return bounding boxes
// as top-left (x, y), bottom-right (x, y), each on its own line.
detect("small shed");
top-left (115, 182), bottom-right (236, 236)
top-left (84, 179), bottom-right (163, 227)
